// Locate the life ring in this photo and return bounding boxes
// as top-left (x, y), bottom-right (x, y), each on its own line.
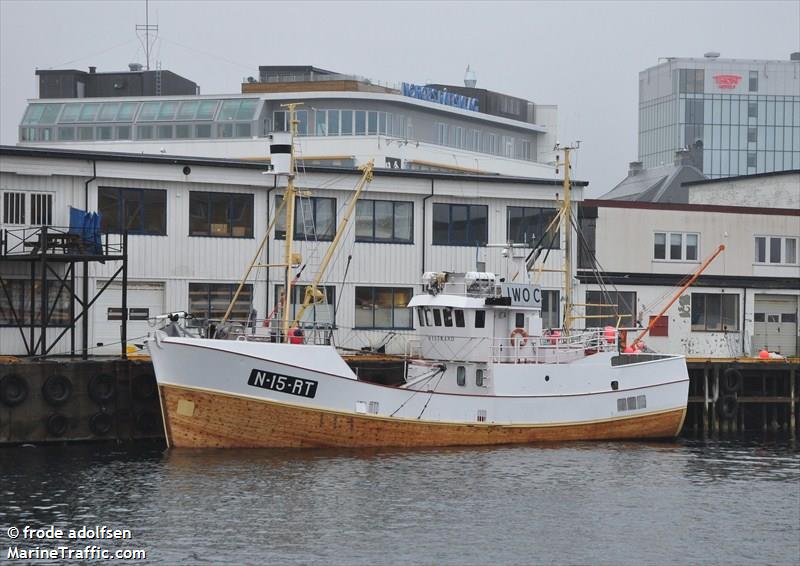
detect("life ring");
top-left (722, 368), bottom-right (743, 394)
top-left (0, 374), bottom-right (28, 407)
top-left (42, 375), bottom-right (72, 406)
top-left (46, 413), bottom-right (69, 437)
top-left (717, 394), bottom-right (738, 420)
top-left (510, 327), bottom-right (529, 347)
top-left (132, 372), bottom-right (158, 401)
top-left (89, 412), bottom-right (114, 436)
top-left (88, 373), bottom-right (116, 404)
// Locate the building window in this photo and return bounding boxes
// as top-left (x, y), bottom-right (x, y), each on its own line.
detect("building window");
top-left (648, 315), bottom-right (669, 337)
top-left (98, 188), bottom-right (166, 235)
top-left (654, 232), bottom-right (699, 261)
top-left (2, 191), bottom-right (26, 225)
top-left (679, 69), bottom-right (704, 94)
top-left (189, 192), bottom-right (253, 238)
top-left (691, 293), bottom-right (739, 332)
top-left (520, 140), bottom-right (532, 160)
top-left (2, 192), bottom-right (54, 226)
top-left (507, 206), bottom-right (560, 247)
top-left (273, 109), bottom-right (307, 135)
top-left (432, 203), bottom-right (487, 246)
top-left (0, 279), bottom-right (70, 327)
top-left (30, 193), bottom-right (53, 226)
top-left (749, 70), bottom-right (758, 92)
top-left (354, 287), bottom-right (413, 329)
top-left (274, 284), bottom-right (335, 326)
top-left (585, 291), bottom-right (637, 328)
top-left (274, 195), bottom-right (336, 241)
top-left (541, 290), bottom-right (560, 329)
top-left (437, 123), bottom-right (448, 145)
top-left (755, 236), bottom-right (798, 265)
top-left (747, 127), bottom-right (757, 143)
top-left (747, 152), bottom-right (757, 168)
top-left (502, 136), bottom-right (514, 157)
top-left (188, 283), bottom-right (252, 323)
top-left (355, 200), bottom-right (413, 243)
top-left (475, 310), bottom-right (485, 328)
top-left (748, 102), bottom-right (758, 119)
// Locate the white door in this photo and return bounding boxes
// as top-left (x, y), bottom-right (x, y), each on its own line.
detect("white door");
top-left (93, 281), bottom-right (165, 355)
top-left (753, 295), bottom-right (798, 356)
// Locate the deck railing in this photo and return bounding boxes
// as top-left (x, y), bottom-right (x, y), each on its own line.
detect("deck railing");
top-left (491, 329), bottom-right (618, 364)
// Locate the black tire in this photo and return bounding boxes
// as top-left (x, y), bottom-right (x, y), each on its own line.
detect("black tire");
top-left (89, 412), bottom-right (113, 436)
top-left (717, 394), bottom-right (738, 420)
top-left (42, 375), bottom-right (72, 406)
top-left (722, 368), bottom-right (743, 394)
top-left (132, 372), bottom-right (158, 401)
top-left (46, 413), bottom-right (69, 437)
top-left (0, 374), bottom-right (28, 407)
top-left (134, 410), bottom-right (160, 434)
top-left (88, 374), bottom-right (116, 404)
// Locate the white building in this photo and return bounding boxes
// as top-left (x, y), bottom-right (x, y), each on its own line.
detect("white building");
top-left (0, 145), bottom-right (576, 357)
top-left (579, 171), bottom-right (800, 357)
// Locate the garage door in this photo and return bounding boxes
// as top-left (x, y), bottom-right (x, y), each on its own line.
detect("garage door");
top-left (93, 281), bottom-right (165, 355)
top-left (753, 295), bottom-right (798, 356)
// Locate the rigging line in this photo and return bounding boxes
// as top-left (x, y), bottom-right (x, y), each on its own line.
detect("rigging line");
top-left (417, 368), bottom-right (447, 420)
top-left (47, 39), bottom-right (140, 69)
top-left (333, 254), bottom-right (353, 319)
top-left (158, 35), bottom-right (257, 73)
top-left (389, 365), bottom-right (444, 417)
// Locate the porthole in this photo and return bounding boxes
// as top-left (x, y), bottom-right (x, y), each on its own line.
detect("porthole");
top-left (456, 366), bottom-right (466, 387)
top-left (476, 369), bottom-right (484, 387)
top-left (544, 375), bottom-right (550, 382)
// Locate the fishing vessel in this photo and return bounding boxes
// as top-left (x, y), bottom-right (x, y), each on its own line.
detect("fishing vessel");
top-left (147, 105), bottom-right (689, 448)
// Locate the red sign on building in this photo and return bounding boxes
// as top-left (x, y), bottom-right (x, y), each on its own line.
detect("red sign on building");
top-left (713, 74), bottom-right (742, 89)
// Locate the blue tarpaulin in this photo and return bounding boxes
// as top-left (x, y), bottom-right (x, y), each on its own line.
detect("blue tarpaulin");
top-left (68, 206), bottom-right (102, 255)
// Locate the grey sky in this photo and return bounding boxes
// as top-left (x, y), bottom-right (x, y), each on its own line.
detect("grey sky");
top-left (1, 0), bottom-right (798, 193)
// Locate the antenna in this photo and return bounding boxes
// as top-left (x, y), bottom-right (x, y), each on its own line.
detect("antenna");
top-left (135, 0), bottom-right (159, 71)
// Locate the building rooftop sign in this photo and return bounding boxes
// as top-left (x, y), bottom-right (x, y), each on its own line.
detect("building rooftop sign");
top-left (713, 74), bottom-right (742, 89)
top-left (402, 83), bottom-right (479, 111)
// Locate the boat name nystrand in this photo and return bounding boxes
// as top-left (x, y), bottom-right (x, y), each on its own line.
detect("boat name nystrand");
top-left (248, 369), bottom-right (318, 398)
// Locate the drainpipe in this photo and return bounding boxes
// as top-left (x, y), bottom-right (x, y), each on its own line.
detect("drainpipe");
top-left (421, 178), bottom-right (434, 275)
top-left (84, 159), bottom-right (97, 210)
top-left (742, 286), bottom-right (747, 355)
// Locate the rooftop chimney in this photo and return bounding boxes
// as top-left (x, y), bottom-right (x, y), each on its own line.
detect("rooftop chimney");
top-left (704, 51), bottom-right (720, 59)
top-left (791, 52), bottom-right (800, 62)
top-left (128, 62), bottom-right (143, 72)
top-left (674, 149), bottom-right (693, 166)
top-left (464, 65), bottom-right (477, 88)
top-left (88, 66), bottom-right (96, 74)
top-left (628, 161), bottom-right (644, 176)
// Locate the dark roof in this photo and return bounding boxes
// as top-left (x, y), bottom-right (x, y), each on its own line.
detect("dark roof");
top-left (683, 169), bottom-right (800, 186)
top-left (0, 145), bottom-right (588, 187)
top-left (599, 162), bottom-right (706, 203)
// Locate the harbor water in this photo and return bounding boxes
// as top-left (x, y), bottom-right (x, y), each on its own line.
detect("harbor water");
top-left (1, 440), bottom-right (798, 565)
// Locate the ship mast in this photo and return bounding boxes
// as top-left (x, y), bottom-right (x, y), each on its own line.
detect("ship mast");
top-left (556, 142), bottom-right (579, 333)
top-left (281, 103), bottom-right (300, 343)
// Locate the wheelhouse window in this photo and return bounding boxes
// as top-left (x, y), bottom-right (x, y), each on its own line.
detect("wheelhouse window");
top-left (507, 206), bottom-right (560, 247)
top-left (0, 279), bottom-right (70, 327)
top-left (755, 236), bottom-right (798, 265)
top-left (432, 203), bottom-right (487, 246)
top-left (274, 194), bottom-right (336, 241)
top-left (654, 232), bottom-right (699, 261)
top-left (188, 283), bottom-right (252, 323)
top-left (189, 191), bottom-right (253, 238)
top-left (585, 291), bottom-right (637, 328)
top-left (355, 200), bottom-right (413, 243)
top-left (691, 293), bottom-right (739, 332)
top-left (98, 187), bottom-right (166, 235)
top-left (354, 287), bottom-right (413, 329)
top-left (475, 310), bottom-right (486, 328)
top-left (274, 284), bottom-right (335, 326)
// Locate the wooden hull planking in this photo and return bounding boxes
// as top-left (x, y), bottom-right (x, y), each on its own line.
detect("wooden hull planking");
top-left (160, 384), bottom-right (687, 449)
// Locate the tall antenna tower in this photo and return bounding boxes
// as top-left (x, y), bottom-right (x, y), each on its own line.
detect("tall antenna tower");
top-left (135, 0), bottom-right (159, 70)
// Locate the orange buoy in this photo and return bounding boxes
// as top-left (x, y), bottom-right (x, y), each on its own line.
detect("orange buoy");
top-left (288, 327), bottom-right (305, 344)
top-left (603, 326), bottom-right (616, 343)
top-left (758, 349), bottom-right (769, 359)
top-left (624, 346), bottom-right (634, 354)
